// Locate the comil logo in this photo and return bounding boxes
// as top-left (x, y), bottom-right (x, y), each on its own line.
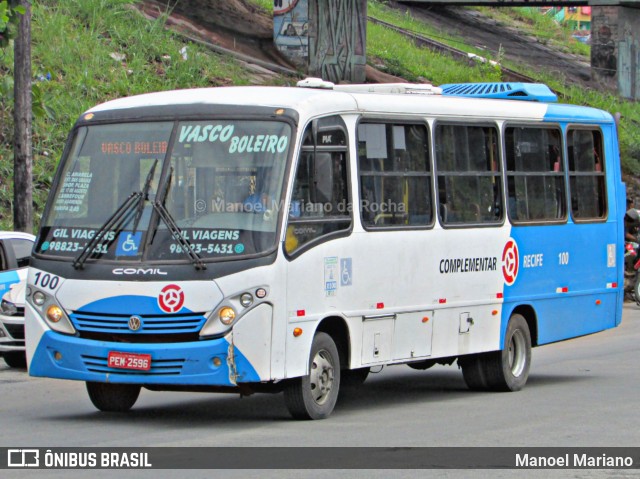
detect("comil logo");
top-left (8, 449), bottom-right (40, 467)
top-left (502, 238), bottom-right (519, 286)
top-left (158, 284), bottom-right (184, 313)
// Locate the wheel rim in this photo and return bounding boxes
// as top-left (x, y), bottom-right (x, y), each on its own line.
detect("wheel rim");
top-left (508, 328), bottom-right (527, 377)
top-left (309, 348), bottom-right (335, 405)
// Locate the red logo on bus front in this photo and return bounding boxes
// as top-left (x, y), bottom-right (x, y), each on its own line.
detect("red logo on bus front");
top-left (158, 284), bottom-right (185, 313)
top-left (502, 239), bottom-right (519, 286)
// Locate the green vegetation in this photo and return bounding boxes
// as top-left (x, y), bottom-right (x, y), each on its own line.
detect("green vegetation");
top-left (474, 6), bottom-right (590, 57)
top-left (0, 0), bottom-right (282, 231)
top-left (366, 1), bottom-right (640, 174)
top-left (367, 22), bottom-right (502, 84)
top-left (0, 0), bottom-right (638, 230)
top-left (248, 0), bottom-right (273, 13)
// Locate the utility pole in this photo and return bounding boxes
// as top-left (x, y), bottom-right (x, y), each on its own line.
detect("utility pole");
top-left (13, 0), bottom-right (31, 232)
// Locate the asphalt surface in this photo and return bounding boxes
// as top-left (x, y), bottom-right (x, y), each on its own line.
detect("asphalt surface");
top-left (2, 303), bottom-right (639, 478)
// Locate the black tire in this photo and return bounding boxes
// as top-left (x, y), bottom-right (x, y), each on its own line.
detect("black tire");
top-left (86, 382), bottom-right (141, 412)
top-left (341, 367), bottom-right (369, 388)
top-left (634, 276), bottom-right (640, 306)
top-left (3, 352), bottom-right (27, 369)
top-left (460, 314), bottom-right (531, 392)
top-left (284, 332), bottom-right (340, 420)
top-left (460, 355), bottom-right (488, 390)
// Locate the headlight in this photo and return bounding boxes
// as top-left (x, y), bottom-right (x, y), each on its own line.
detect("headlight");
top-left (240, 293), bottom-right (253, 308)
top-left (0, 300), bottom-right (18, 316)
top-left (33, 291), bottom-right (46, 306)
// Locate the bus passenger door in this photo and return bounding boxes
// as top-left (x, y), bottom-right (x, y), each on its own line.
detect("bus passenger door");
top-left (283, 116), bottom-right (353, 378)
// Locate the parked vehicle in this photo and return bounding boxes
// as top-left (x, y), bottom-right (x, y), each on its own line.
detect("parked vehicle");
top-left (0, 232), bottom-right (35, 368)
top-left (624, 241), bottom-right (640, 304)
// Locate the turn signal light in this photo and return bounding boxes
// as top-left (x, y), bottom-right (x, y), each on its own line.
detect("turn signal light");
top-left (218, 306), bottom-right (236, 325)
top-left (46, 305), bottom-right (64, 323)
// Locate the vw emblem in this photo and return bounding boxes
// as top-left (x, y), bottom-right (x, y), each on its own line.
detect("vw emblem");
top-left (128, 316), bottom-right (142, 331)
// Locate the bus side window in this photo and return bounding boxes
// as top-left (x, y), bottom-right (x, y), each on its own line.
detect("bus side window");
top-left (358, 122), bottom-right (432, 228)
top-left (568, 128), bottom-right (607, 221)
top-left (505, 126), bottom-right (566, 224)
top-left (286, 116), bottom-right (351, 256)
top-left (435, 123), bottom-right (503, 226)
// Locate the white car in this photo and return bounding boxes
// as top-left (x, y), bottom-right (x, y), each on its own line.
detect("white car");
top-left (0, 231), bottom-right (35, 368)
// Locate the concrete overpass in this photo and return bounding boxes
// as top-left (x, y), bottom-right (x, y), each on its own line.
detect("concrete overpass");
top-left (273, 0), bottom-right (639, 100)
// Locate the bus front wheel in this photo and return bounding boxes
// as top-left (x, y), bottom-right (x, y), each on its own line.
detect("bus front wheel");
top-left (3, 352), bottom-right (27, 369)
top-left (284, 332), bottom-right (340, 420)
top-left (461, 314), bottom-right (531, 392)
top-left (86, 382), bottom-right (141, 412)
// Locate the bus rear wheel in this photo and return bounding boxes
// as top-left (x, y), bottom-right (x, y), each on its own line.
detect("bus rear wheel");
top-left (86, 382), bottom-right (141, 412)
top-left (461, 314), bottom-right (531, 392)
top-left (341, 367), bottom-right (369, 388)
top-left (284, 332), bottom-right (340, 420)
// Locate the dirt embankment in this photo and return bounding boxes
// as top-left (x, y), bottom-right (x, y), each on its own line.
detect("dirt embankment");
top-left (141, 0), bottom-right (594, 89)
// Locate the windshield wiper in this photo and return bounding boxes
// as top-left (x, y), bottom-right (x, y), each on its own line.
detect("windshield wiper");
top-left (73, 160), bottom-right (159, 270)
top-left (132, 159), bottom-right (159, 233)
top-left (72, 192), bottom-right (141, 269)
top-left (151, 167), bottom-right (206, 271)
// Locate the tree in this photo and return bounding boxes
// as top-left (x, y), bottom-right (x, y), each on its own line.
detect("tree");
top-left (12, 0), bottom-right (31, 232)
top-left (0, 1), bottom-right (25, 48)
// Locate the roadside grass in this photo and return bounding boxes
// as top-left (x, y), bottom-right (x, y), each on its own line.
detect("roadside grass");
top-left (366, 1), bottom-right (640, 174)
top-left (367, 22), bottom-right (502, 84)
top-left (0, 0), bottom-right (279, 231)
top-left (474, 6), bottom-right (590, 58)
top-left (248, 0), bottom-right (273, 14)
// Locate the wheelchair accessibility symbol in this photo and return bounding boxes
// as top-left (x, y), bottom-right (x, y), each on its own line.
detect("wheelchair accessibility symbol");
top-left (340, 258), bottom-right (352, 286)
top-left (116, 231), bottom-right (142, 256)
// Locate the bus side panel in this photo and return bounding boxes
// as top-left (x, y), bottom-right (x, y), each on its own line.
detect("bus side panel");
top-left (502, 221), bottom-right (619, 347)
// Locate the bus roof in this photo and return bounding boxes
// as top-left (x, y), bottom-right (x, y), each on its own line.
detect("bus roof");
top-left (86, 84), bottom-right (614, 125)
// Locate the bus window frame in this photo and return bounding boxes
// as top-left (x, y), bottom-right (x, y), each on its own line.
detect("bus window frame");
top-left (433, 119), bottom-right (505, 230)
top-left (565, 124), bottom-right (608, 224)
top-left (503, 121), bottom-right (568, 227)
top-left (284, 116), bottom-right (353, 260)
top-left (356, 117), bottom-right (435, 232)
top-left (34, 114), bottom-right (299, 265)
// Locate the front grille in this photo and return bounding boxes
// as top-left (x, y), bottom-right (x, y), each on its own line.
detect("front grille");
top-left (69, 311), bottom-right (207, 338)
top-left (4, 323), bottom-right (25, 340)
top-left (78, 331), bottom-right (201, 343)
top-left (81, 354), bottom-right (185, 376)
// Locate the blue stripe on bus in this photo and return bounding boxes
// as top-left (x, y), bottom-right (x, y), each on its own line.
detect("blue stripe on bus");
top-left (76, 295), bottom-right (188, 315)
top-left (28, 330), bottom-right (260, 385)
top-left (543, 104), bottom-right (614, 123)
top-left (500, 223), bottom-right (620, 348)
top-left (70, 295), bottom-right (207, 335)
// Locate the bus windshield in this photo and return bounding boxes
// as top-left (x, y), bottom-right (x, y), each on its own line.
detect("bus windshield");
top-left (37, 119), bottom-right (292, 262)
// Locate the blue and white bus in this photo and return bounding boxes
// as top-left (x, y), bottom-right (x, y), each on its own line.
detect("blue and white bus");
top-left (25, 79), bottom-right (624, 419)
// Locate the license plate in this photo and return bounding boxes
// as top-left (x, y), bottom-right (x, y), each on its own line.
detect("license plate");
top-left (107, 351), bottom-right (151, 371)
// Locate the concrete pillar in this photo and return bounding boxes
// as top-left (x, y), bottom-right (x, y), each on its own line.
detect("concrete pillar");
top-left (591, 5), bottom-right (640, 100)
top-left (274, 0), bottom-right (367, 83)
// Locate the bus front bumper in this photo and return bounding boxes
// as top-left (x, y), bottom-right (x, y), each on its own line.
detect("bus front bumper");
top-left (28, 330), bottom-right (260, 386)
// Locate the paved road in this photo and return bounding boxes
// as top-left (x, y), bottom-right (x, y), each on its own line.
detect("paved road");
top-left (2, 304), bottom-right (639, 477)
